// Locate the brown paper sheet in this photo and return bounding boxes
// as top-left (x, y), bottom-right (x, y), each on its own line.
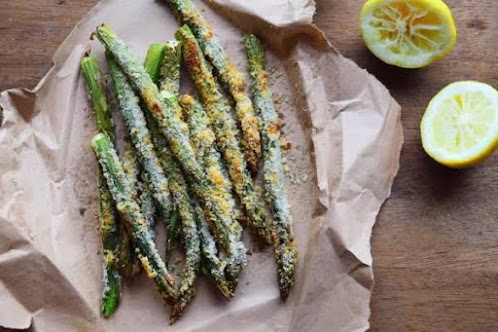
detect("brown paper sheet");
top-left (0, 0), bottom-right (403, 331)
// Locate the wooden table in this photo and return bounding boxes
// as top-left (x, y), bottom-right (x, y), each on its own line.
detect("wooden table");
top-left (1, 1), bottom-right (497, 330)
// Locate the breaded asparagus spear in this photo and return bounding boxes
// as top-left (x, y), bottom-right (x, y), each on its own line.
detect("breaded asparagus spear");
top-left (95, 24), bottom-right (203, 185)
top-left (180, 94), bottom-right (243, 290)
top-left (95, 25), bottom-right (247, 283)
top-left (194, 202), bottom-right (233, 299)
top-left (142, 110), bottom-right (201, 316)
top-left (80, 54), bottom-right (120, 318)
top-left (159, 40), bottom-right (182, 96)
top-left (176, 25), bottom-right (273, 245)
top-left (96, 174), bottom-right (121, 317)
top-left (157, 39), bottom-right (236, 295)
top-left (117, 144), bottom-right (142, 280)
top-left (123, 141), bottom-right (157, 231)
top-left (162, 149), bottom-right (200, 323)
top-left (144, 43), bottom-right (166, 85)
top-left (164, 0), bottom-right (261, 174)
top-left (106, 53), bottom-right (173, 224)
top-left (158, 40), bottom-right (189, 136)
top-left (91, 133), bottom-right (176, 303)
top-left (245, 35), bottom-right (297, 300)
top-left (154, 38), bottom-right (243, 293)
top-left (180, 95), bottom-right (236, 211)
top-left (144, 43), bottom-right (200, 322)
top-left (116, 222), bottom-right (141, 279)
top-left (141, 43), bottom-right (181, 261)
top-left (157, 41), bottom-right (234, 294)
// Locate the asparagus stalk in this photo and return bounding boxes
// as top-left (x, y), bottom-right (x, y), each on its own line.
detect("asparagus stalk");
top-left (95, 25), bottom-right (247, 283)
top-left (116, 222), bottom-right (141, 279)
top-left (180, 94), bottom-right (243, 289)
top-left (151, 40), bottom-right (239, 296)
top-left (194, 202), bottom-right (233, 299)
top-left (80, 54), bottom-right (121, 318)
top-left (81, 54), bottom-right (115, 140)
top-left (106, 52), bottom-right (173, 225)
top-left (245, 35), bottom-right (297, 300)
top-left (159, 40), bottom-right (182, 97)
top-left (164, 0), bottom-right (262, 174)
top-left (144, 43), bottom-right (166, 85)
top-left (91, 133), bottom-right (176, 303)
top-left (161, 148), bottom-right (200, 323)
top-left (139, 171), bottom-right (158, 231)
top-left (123, 142), bottom-right (157, 231)
top-left (95, 24), bottom-right (204, 185)
top-left (180, 94), bottom-right (236, 209)
top-left (176, 25), bottom-right (273, 246)
top-left (142, 109), bottom-right (200, 316)
top-left (155, 40), bottom-right (233, 299)
top-left (96, 175), bottom-right (121, 317)
top-left (141, 43), bottom-right (181, 261)
top-left (144, 44), bottom-right (201, 322)
top-left (116, 144), bottom-right (141, 279)
top-left (159, 40), bottom-right (189, 136)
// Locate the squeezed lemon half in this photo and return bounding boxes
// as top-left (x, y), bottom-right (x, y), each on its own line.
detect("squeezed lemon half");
top-left (360, 0), bottom-right (457, 68)
top-left (421, 81), bottom-right (498, 168)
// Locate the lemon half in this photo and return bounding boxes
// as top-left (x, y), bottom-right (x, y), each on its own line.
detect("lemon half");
top-left (360, 0), bottom-right (457, 68)
top-left (421, 81), bottom-right (498, 168)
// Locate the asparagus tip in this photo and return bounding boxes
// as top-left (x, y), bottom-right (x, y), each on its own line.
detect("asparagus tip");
top-left (169, 303), bottom-right (184, 325)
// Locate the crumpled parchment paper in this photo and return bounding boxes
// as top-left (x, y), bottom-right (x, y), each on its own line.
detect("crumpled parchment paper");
top-left (0, 0), bottom-right (403, 331)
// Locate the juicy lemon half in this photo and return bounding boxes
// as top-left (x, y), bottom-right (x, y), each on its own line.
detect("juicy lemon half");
top-left (360, 0), bottom-right (457, 68)
top-left (421, 81), bottom-right (498, 168)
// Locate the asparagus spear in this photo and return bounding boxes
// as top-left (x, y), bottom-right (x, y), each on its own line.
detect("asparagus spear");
top-left (157, 40), bottom-right (190, 137)
top-left (155, 44), bottom-right (233, 296)
top-left (106, 52), bottom-right (173, 225)
top-left (144, 43), bottom-right (166, 85)
top-left (194, 202), bottom-right (233, 299)
top-left (91, 133), bottom-right (176, 303)
top-left (116, 144), bottom-right (142, 279)
top-left (117, 143), bottom-right (142, 280)
top-left (144, 44), bottom-right (201, 321)
top-left (159, 40), bottom-right (182, 97)
top-left (123, 141), bottom-right (157, 231)
top-left (162, 148), bottom-right (200, 323)
top-left (164, 0), bottom-right (262, 175)
top-left (180, 94), bottom-right (244, 290)
top-left (81, 55), bottom-right (115, 139)
top-left (96, 174), bottom-right (121, 317)
top-left (176, 25), bottom-right (273, 246)
top-left (141, 43), bottom-right (181, 261)
top-left (179, 94), bottom-right (236, 296)
top-left (245, 35), bottom-right (297, 300)
top-left (80, 54), bottom-right (121, 318)
top-left (152, 39), bottom-right (242, 295)
top-left (142, 109), bottom-right (201, 317)
top-left (180, 94), bottom-right (236, 207)
top-left (116, 222), bottom-right (141, 279)
top-left (139, 171), bottom-right (158, 231)
top-left (95, 24), bottom-right (203, 185)
top-left (95, 25), bottom-right (247, 283)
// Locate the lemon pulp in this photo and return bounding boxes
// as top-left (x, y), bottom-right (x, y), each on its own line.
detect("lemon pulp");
top-left (360, 0), bottom-right (457, 68)
top-left (421, 81), bottom-right (498, 168)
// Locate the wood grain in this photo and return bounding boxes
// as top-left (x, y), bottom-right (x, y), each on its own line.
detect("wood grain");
top-left (1, 0), bottom-right (498, 331)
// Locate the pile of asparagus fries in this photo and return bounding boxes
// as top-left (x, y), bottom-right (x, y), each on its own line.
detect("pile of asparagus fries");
top-left (81, 0), bottom-right (297, 323)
